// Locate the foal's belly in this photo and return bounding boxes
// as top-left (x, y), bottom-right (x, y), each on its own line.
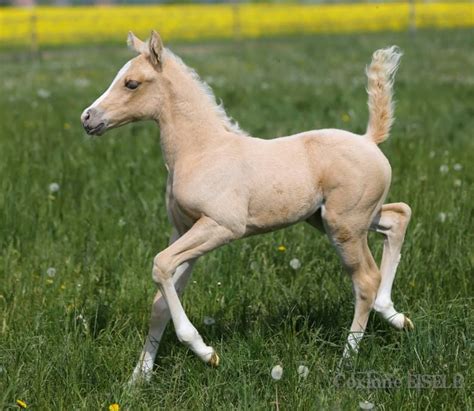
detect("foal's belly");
top-left (244, 181), bottom-right (323, 235)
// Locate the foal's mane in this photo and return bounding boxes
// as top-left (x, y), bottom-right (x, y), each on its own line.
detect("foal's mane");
top-left (164, 49), bottom-right (247, 136)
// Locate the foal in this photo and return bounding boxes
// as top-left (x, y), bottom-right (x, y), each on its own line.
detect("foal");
top-left (81, 31), bottom-right (413, 382)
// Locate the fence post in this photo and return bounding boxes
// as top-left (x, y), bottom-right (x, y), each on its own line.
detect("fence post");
top-left (409, 0), bottom-right (416, 33)
top-left (30, 10), bottom-right (38, 55)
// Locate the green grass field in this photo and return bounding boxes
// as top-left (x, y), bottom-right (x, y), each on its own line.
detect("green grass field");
top-left (0, 29), bottom-right (472, 410)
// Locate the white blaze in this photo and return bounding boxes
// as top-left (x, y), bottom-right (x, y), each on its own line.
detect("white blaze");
top-left (89, 60), bottom-right (132, 109)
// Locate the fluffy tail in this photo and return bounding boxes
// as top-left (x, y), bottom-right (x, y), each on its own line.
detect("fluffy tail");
top-left (365, 46), bottom-right (402, 145)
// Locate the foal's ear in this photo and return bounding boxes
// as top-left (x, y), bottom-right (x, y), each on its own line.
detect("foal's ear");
top-left (127, 31), bottom-right (146, 54)
top-left (148, 30), bottom-right (164, 69)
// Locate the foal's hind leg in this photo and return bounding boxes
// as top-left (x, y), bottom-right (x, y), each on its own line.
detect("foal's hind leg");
top-left (371, 202), bottom-right (413, 330)
top-left (322, 208), bottom-right (381, 357)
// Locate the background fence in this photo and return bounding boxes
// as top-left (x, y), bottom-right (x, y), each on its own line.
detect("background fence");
top-left (0, 1), bottom-right (473, 48)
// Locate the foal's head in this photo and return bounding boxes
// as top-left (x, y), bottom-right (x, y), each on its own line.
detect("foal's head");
top-left (81, 31), bottom-right (165, 136)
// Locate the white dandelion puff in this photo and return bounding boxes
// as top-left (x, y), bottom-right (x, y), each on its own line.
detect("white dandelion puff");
top-left (289, 258), bottom-right (301, 270)
top-left (359, 400), bottom-right (375, 410)
top-left (76, 314), bottom-right (89, 333)
top-left (271, 364), bottom-right (283, 380)
top-left (454, 179), bottom-right (462, 187)
top-left (429, 151), bottom-right (435, 158)
top-left (297, 365), bottom-right (309, 378)
top-left (453, 163), bottom-right (462, 171)
top-left (118, 218), bottom-right (126, 227)
top-left (74, 78), bottom-right (90, 88)
top-left (46, 267), bottom-right (56, 278)
top-left (48, 182), bottom-right (60, 193)
top-left (37, 88), bottom-right (51, 99)
top-left (203, 316), bottom-right (215, 326)
top-left (217, 281), bottom-right (222, 286)
top-left (439, 164), bottom-right (449, 174)
top-left (438, 212), bottom-right (447, 223)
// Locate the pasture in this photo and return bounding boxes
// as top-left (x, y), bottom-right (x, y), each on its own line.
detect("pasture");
top-left (0, 29), bottom-right (472, 409)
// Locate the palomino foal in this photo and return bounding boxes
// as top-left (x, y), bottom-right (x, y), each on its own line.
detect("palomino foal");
top-left (81, 31), bottom-right (413, 382)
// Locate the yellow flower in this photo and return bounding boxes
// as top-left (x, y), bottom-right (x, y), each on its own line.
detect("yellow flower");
top-left (109, 403), bottom-right (120, 411)
top-left (16, 399), bottom-right (28, 409)
top-left (64, 122), bottom-right (71, 130)
top-left (341, 113), bottom-right (351, 123)
top-left (277, 245), bottom-right (286, 252)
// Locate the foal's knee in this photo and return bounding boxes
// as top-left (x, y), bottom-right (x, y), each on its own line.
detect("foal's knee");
top-left (152, 252), bottom-right (173, 284)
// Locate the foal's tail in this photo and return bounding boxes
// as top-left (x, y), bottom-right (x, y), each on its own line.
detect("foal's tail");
top-left (365, 46), bottom-right (402, 145)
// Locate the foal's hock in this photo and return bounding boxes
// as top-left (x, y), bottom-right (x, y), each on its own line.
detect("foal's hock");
top-left (81, 31), bottom-right (413, 383)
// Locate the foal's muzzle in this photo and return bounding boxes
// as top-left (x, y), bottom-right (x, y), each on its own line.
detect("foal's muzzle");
top-left (81, 107), bottom-right (107, 136)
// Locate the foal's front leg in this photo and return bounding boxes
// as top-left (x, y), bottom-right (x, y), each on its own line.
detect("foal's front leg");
top-left (130, 229), bottom-right (196, 383)
top-left (153, 216), bottom-right (237, 365)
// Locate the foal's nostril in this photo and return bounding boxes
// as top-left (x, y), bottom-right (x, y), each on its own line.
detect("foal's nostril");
top-left (84, 110), bottom-right (91, 121)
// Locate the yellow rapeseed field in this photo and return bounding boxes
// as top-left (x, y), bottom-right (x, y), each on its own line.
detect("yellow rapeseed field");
top-left (0, 2), bottom-right (473, 46)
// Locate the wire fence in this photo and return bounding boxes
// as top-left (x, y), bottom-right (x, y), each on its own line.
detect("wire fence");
top-left (0, 1), bottom-right (473, 49)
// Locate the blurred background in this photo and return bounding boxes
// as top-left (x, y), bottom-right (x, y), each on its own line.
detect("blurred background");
top-left (0, 1), bottom-right (472, 48)
top-left (0, 0), bottom-right (473, 409)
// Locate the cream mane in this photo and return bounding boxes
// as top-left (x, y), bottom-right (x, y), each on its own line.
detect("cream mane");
top-left (164, 49), bottom-right (247, 136)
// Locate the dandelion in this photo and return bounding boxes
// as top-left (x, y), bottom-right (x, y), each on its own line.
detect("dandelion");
top-left (16, 399), bottom-right (28, 408)
top-left (289, 258), bottom-right (301, 270)
top-left (453, 163), bottom-right (462, 171)
top-left (37, 88), bottom-right (51, 99)
top-left (341, 112), bottom-right (351, 123)
top-left (271, 364), bottom-right (283, 380)
top-left (48, 182), bottom-right (60, 193)
top-left (297, 364), bottom-right (309, 378)
top-left (454, 179), bottom-right (462, 187)
top-left (77, 314), bottom-right (89, 333)
top-left (359, 400), bottom-right (375, 410)
top-left (46, 267), bottom-right (56, 277)
top-left (118, 218), bottom-right (126, 227)
top-left (63, 123), bottom-right (71, 130)
top-left (439, 164), bottom-right (449, 174)
top-left (277, 245), bottom-right (286, 252)
top-left (438, 212), bottom-right (447, 223)
top-left (109, 404), bottom-right (120, 411)
top-left (271, 365), bottom-right (283, 411)
top-left (429, 151), bottom-right (435, 158)
top-left (203, 316), bottom-right (215, 326)
top-left (217, 281), bottom-right (222, 286)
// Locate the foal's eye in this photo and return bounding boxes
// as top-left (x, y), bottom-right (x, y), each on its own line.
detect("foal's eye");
top-left (125, 80), bottom-right (140, 90)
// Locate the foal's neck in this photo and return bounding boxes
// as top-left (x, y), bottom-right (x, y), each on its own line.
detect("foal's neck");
top-left (156, 51), bottom-right (242, 170)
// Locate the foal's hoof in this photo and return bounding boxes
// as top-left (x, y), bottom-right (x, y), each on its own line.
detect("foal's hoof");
top-left (403, 316), bottom-right (414, 331)
top-left (208, 351), bottom-right (220, 367)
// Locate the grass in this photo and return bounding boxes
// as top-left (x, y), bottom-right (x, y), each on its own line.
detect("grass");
top-left (0, 29), bottom-right (472, 410)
